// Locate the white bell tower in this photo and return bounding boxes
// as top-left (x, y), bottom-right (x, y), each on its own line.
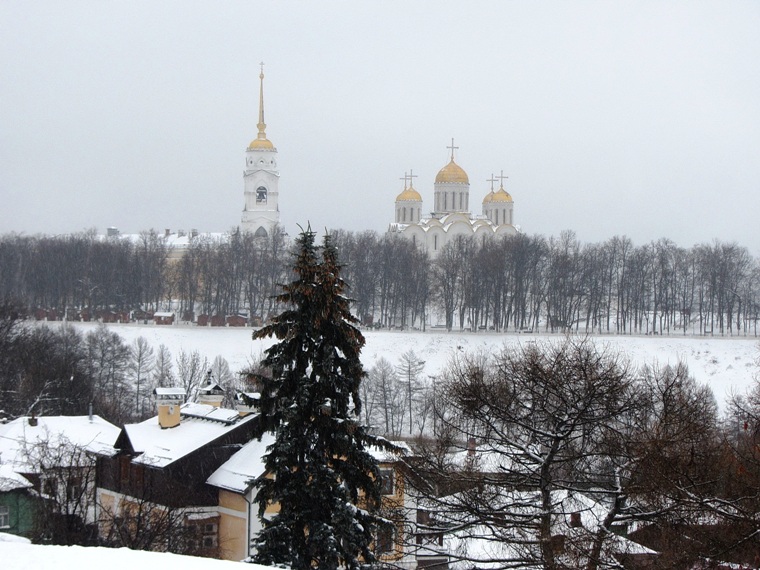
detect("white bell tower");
top-left (241, 62), bottom-right (280, 237)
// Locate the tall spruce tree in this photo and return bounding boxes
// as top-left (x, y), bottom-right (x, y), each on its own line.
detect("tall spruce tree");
top-left (250, 229), bottom-right (391, 569)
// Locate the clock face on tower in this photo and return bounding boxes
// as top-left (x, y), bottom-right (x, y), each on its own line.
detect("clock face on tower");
top-left (256, 186), bottom-right (267, 204)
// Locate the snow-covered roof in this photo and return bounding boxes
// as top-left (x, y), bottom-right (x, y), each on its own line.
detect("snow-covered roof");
top-left (207, 433), bottom-right (275, 493)
top-left (368, 439), bottom-right (411, 463)
top-left (0, 415), bottom-right (120, 473)
top-left (0, 464), bottom-right (33, 492)
top-left (122, 403), bottom-right (256, 468)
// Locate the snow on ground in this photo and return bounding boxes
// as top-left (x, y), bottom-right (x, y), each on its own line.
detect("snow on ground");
top-left (0, 538), bottom-right (271, 569)
top-left (56, 322), bottom-right (759, 410)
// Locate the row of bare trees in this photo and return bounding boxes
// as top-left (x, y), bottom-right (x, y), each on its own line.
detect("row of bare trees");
top-left (0, 308), bottom-right (242, 425)
top-left (0, 227), bottom-right (288, 321)
top-left (1, 227), bottom-right (758, 335)
top-left (404, 339), bottom-right (760, 568)
top-left (430, 232), bottom-right (760, 335)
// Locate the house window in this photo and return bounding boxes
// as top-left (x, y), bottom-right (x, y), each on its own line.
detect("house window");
top-left (380, 468), bottom-right (395, 495)
top-left (375, 523), bottom-right (396, 554)
top-left (67, 476), bottom-right (82, 500)
top-left (0, 505), bottom-right (9, 528)
top-left (43, 478), bottom-right (58, 498)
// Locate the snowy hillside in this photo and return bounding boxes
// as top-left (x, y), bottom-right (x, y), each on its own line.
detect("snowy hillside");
top-left (59, 322), bottom-right (759, 410)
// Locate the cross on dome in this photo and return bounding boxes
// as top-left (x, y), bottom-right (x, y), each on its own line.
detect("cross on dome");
top-left (497, 170), bottom-right (508, 190)
top-left (447, 138), bottom-right (459, 161)
top-left (487, 174), bottom-right (498, 192)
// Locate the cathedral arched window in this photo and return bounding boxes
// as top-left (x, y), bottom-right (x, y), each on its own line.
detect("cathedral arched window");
top-left (495, 210), bottom-right (499, 225)
top-left (403, 207), bottom-right (406, 222)
top-left (254, 226), bottom-right (268, 238)
top-left (434, 235), bottom-right (438, 250)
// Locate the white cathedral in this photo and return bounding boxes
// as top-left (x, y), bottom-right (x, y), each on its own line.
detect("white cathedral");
top-left (239, 66), bottom-right (518, 248)
top-left (388, 140), bottom-right (518, 255)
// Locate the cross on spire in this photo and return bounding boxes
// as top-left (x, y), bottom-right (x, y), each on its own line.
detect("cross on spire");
top-left (447, 138), bottom-right (459, 161)
top-left (408, 169), bottom-right (418, 187)
top-left (259, 61), bottom-right (265, 78)
top-left (399, 172), bottom-right (408, 189)
top-left (497, 169), bottom-right (508, 189)
top-left (487, 174), bottom-right (498, 192)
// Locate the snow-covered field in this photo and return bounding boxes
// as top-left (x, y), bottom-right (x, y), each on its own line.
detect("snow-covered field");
top-left (60, 322), bottom-right (760, 410)
top-left (0, 534), bottom-right (267, 569)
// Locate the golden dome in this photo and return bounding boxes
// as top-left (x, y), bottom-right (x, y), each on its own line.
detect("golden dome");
top-left (396, 185), bottom-right (422, 202)
top-left (248, 137), bottom-right (274, 150)
top-left (483, 188), bottom-right (513, 203)
top-left (435, 159), bottom-right (469, 184)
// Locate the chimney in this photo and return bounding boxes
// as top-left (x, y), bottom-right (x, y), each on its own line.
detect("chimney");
top-left (235, 392), bottom-right (259, 416)
top-left (467, 438), bottom-right (477, 456)
top-left (28, 413), bottom-right (38, 427)
top-left (165, 228), bottom-right (171, 238)
top-left (154, 387), bottom-right (186, 429)
top-left (197, 371), bottom-right (225, 408)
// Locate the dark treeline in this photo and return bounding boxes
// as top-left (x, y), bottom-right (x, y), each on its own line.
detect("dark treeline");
top-left (1, 227), bottom-right (759, 335)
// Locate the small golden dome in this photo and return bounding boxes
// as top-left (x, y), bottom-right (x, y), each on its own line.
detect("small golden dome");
top-left (483, 188), bottom-right (513, 203)
top-left (248, 137), bottom-right (274, 150)
top-left (435, 159), bottom-right (469, 184)
top-left (396, 185), bottom-right (422, 202)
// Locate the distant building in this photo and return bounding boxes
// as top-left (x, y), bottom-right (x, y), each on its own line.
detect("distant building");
top-left (240, 63), bottom-right (280, 238)
top-left (389, 140), bottom-right (518, 256)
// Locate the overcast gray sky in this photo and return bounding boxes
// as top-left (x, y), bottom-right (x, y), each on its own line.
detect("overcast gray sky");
top-left (2, 1), bottom-right (759, 250)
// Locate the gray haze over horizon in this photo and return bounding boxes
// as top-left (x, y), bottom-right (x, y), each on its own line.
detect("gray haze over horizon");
top-left (2, 1), bottom-right (759, 252)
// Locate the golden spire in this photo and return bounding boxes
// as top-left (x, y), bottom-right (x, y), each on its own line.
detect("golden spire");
top-left (248, 62), bottom-right (274, 150)
top-left (257, 62), bottom-right (267, 139)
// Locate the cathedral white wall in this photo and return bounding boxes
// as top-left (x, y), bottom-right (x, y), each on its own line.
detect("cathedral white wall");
top-left (433, 182), bottom-right (469, 215)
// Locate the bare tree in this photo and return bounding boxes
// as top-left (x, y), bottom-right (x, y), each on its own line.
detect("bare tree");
top-left (152, 344), bottom-right (175, 388)
top-left (18, 434), bottom-right (101, 545)
top-left (367, 357), bottom-right (406, 437)
top-left (396, 350), bottom-right (425, 435)
top-left (128, 336), bottom-right (155, 419)
top-left (175, 349), bottom-right (208, 402)
top-left (409, 339), bottom-right (641, 569)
